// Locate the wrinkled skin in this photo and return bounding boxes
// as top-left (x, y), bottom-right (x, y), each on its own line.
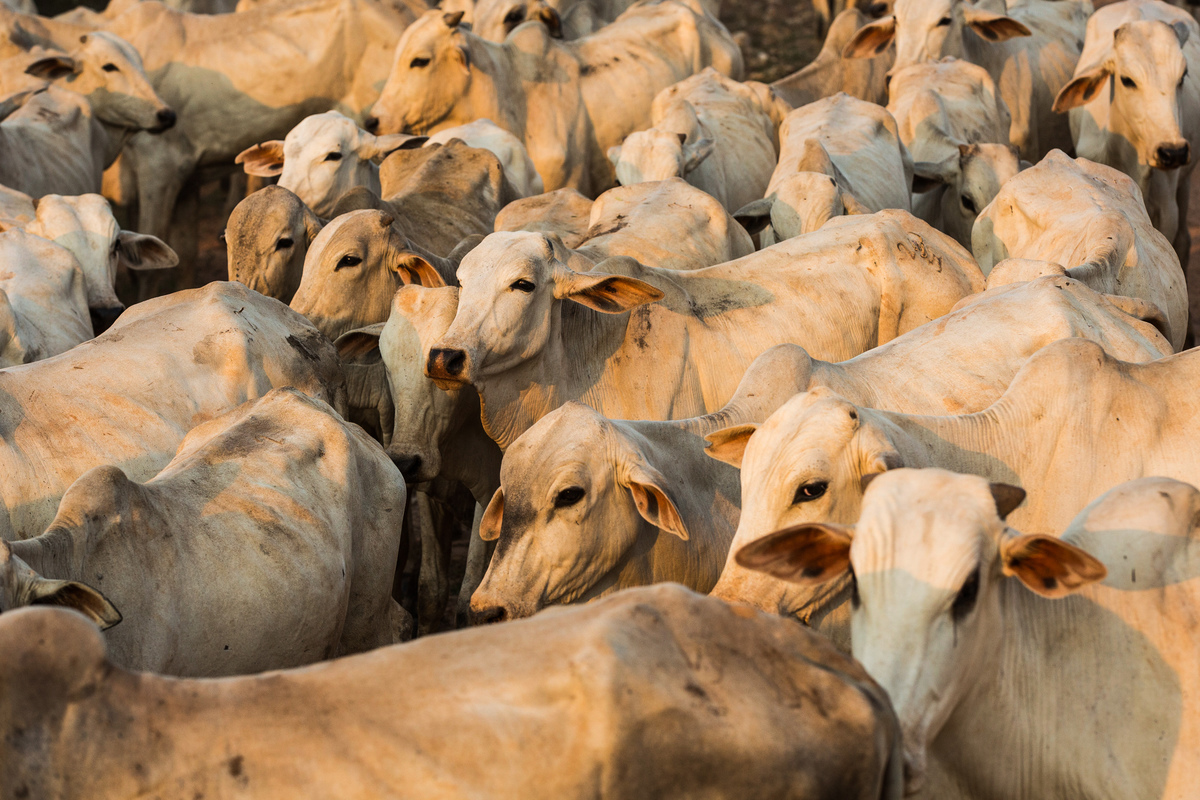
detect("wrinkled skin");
top-left (225, 185), bottom-right (324, 305)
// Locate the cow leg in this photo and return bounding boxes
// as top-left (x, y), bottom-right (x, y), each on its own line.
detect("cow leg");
top-left (389, 599), bottom-right (414, 644)
top-left (456, 502), bottom-right (495, 628)
top-left (1177, 170), bottom-right (1198, 347)
top-left (414, 490), bottom-right (450, 636)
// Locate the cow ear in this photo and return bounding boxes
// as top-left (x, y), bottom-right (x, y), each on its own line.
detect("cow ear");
top-left (1172, 20), bottom-right (1191, 48)
top-left (962, 7), bottom-right (1032, 42)
top-left (236, 141), bottom-right (286, 177)
top-left (624, 463), bottom-right (689, 541)
top-left (733, 198), bottom-right (774, 236)
top-left (28, 578), bottom-right (122, 631)
top-left (735, 522), bottom-right (854, 585)
top-left (334, 325), bottom-right (383, 364)
top-left (117, 231), bottom-right (179, 271)
top-left (843, 15), bottom-right (895, 59)
top-left (796, 138), bottom-right (835, 177)
top-left (301, 203), bottom-right (325, 244)
top-left (555, 268), bottom-right (664, 314)
top-left (839, 190), bottom-right (871, 216)
top-left (682, 137), bottom-right (716, 174)
top-left (607, 145), bottom-right (622, 167)
top-left (989, 482), bottom-right (1025, 520)
top-left (453, 44), bottom-right (471, 75)
top-left (24, 54), bottom-right (77, 79)
top-left (361, 132), bottom-right (427, 163)
top-left (912, 153), bottom-right (959, 193)
top-left (704, 423), bottom-right (758, 469)
top-left (531, 4), bottom-right (562, 38)
top-left (479, 488), bottom-right (504, 541)
top-left (1000, 534), bottom-right (1107, 598)
top-left (1052, 66), bottom-right (1111, 112)
top-left (860, 450), bottom-right (902, 488)
top-left (392, 252), bottom-right (446, 287)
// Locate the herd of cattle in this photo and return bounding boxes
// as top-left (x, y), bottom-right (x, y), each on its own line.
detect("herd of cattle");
top-left (3, 0), bottom-right (1200, 796)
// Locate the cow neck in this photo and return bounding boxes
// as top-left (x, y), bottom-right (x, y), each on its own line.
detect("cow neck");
top-left (809, 359), bottom-right (883, 409)
top-left (462, 43), bottom-right (522, 136)
top-left (9, 525), bottom-right (79, 579)
top-left (932, 577), bottom-right (1156, 798)
top-left (97, 118), bottom-right (136, 171)
top-left (882, 403), bottom-right (1017, 482)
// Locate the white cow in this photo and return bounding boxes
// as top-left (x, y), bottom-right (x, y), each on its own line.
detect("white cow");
top-left (736, 469), bottom-right (1200, 799)
top-left (0, 389), bottom-right (408, 676)
top-left (887, 57), bottom-right (1019, 247)
top-left (0, 588), bottom-right (904, 799)
top-left (607, 69), bottom-right (780, 214)
top-left (0, 229), bottom-right (91, 366)
top-left (1053, 0), bottom-right (1200, 276)
top-left (0, 281), bottom-right (345, 542)
top-left (844, 0), bottom-right (1088, 161)
top-left (427, 211), bottom-right (984, 450)
top-left (734, 93), bottom-right (912, 242)
top-left (972, 150), bottom-right (1188, 350)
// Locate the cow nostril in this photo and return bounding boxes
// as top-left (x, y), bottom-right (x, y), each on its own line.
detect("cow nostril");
top-left (471, 605), bottom-right (508, 625)
top-left (154, 109), bottom-right (177, 131)
top-left (1157, 143), bottom-right (1190, 168)
top-left (427, 347), bottom-right (467, 378)
top-left (364, 115), bottom-right (380, 133)
top-left (389, 453), bottom-right (422, 479)
top-left (90, 305), bottom-right (125, 334)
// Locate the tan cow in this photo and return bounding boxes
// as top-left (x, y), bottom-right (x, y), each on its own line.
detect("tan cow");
top-left (733, 93), bottom-right (912, 242)
top-left (607, 69), bottom-right (781, 214)
top-left (0, 389), bottom-right (408, 676)
top-left (368, 1), bottom-right (742, 196)
top-left (887, 57), bottom-right (1019, 247)
top-left (104, 0), bottom-right (416, 242)
top-left (1053, 1), bottom-right (1200, 277)
top-left (0, 586), bottom-right (904, 799)
top-left (493, 186), bottom-right (595, 247)
top-left (972, 150), bottom-right (1188, 350)
top-left (845, 0), bottom-right (1088, 161)
top-left (427, 211), bottom-right (984, 450)
top-left (0, 281), bottom-right (345, 542)
top-left (0, 229), bottom-right (91, 366)
top-left (772, 8), bottom-right (893, 108)
top-left (738, 470), bottom-right (1200, 799)
top-left (224, 185), bottom-right (324, 305)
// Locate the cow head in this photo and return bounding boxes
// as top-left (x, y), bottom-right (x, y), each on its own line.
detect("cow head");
top-left (844, 0), bottom-right (1031, 74)
top-left (1054, 19), bottom-right (1194, 171)
top-left (369, 10), bottom-right (477, 136)
top-left (24, 193), bottom-right (177, 330)
top-left (608, 102), bottom-right (716, 186)
top-left (703, 388), bottom-right (904, 618)
top-left (236, 113), bottom-right (427, 218)
top-left (225, 185), bottom-right (324, 305)
top-left (25, 32), bottom-right (175, 133)
top-left (290, 209), bottom-right (446, 342)
top-left (469, 402), bottom-right (689, 624)
top-left (426, 231), bottom-right (663, 387)
top-left (735, 468), bottom-right (1104, 794)
top-left (913, 142), bottom-right (1021, 247)
top-left (474, 0), bottom-right (563, 41)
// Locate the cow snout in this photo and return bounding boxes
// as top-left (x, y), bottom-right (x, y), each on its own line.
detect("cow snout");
top-left (1156, 142), bottom-right (1190, 170)
top-left (426, 347), bottom-right (468, 380)
top-left (151, 108), bottom-right (177, 133)
top-left (90, 305), bottom-right (125, 334)
top-left (364, 115), bottom-right (380, 134)
top-left (389, 453), bottom-right (422, 480)
top-left (470, 604), bottom-right (509, 625)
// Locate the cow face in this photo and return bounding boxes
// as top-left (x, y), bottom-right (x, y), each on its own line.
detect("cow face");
top-left (25, 193), bottom-right (177, 328)
top-left (469, 403), bottom-right (689, 623)
top-left (913, 142), bottom-right (1021, 247)
top-left (734, 469), bottom-right (1102, 794)
top-left (608, 103), bottom-right (716, 187)
top-left (26, 32), bottom-right (175, 133)
top-left (474, 0), bottom-right (563, 42)
top-left (427, 231), bottom-right (662, 387)
top-left (370, 10), bottom-right (475, 136)
top-left (703, 389), bottom-right (901, 618)
top-left (845, 0), bottom-right (1031, 75)
top-left (1055, 20), bottom-right (1194, 171)
top-left (225, 186), bottom-right (324, 305)
top-left (290, 210), bottom-right (444, 342)
top-left (237, 113), bottom-right (426, 218)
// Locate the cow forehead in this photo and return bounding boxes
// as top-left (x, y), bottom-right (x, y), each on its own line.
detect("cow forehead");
top-left (896, 0), bottom-right (956, 27)
top-left (851, 470), bottom-right (996, 589)
top-left (400, 11), bottom-right (459, 53)
top-left (457, 232), bottom-right (559, 282)
top-left (505, 405), bottom-right (612, 477)
top-left (87, 32), bottom-right (144, 66)
top-left (286, 114), bottom-right (358, 151)
top-left (1114, 21), bottom-right (1187, 70)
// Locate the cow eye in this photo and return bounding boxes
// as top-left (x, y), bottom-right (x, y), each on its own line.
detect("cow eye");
top-left (275, 237), bottom-right (294, 251)
top-left (335, 254), bottom-right (362, 270)
top-left (324, 152), bottom-right (343, 162)
top-left (951, 567), bottom-right (980, 621)
top-left (554, 486), bottom-right (585, 508)
top-left (504, 7), bottom-right (524, 25)
top-left (1120, 75), bottom-right (1137, 89)
top-left (961, 194), bottom-right (977, 214)
top-left (102, 63), bottom-right (119, 72)
top-left (792, 480), bottom-right (828, 504)
top-left (936, 16), bottom-right (952, 26)
top-left (410, 57), bottom-right (430, 69)
top-left (510, 278), bottom-right (535, 292)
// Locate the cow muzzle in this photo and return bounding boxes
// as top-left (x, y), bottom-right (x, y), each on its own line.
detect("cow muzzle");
top-left (1155, 141), bottom-right (1190, 170)
top-left (469, 603), bottom-right (510, 625)
top-left (149, 108), bottom-right (177, 133)
top-left (426, 347), bottom-right (469, 384)
top-left (90, 304), bottom-right (125, 334)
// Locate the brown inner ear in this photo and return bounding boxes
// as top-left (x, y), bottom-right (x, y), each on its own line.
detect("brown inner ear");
top-left (703, 424), bottom-right (758, 469)
top-left (735, 523), bottom-right (853, 585)
top-left (479, 488), bottom-right (504, 542)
